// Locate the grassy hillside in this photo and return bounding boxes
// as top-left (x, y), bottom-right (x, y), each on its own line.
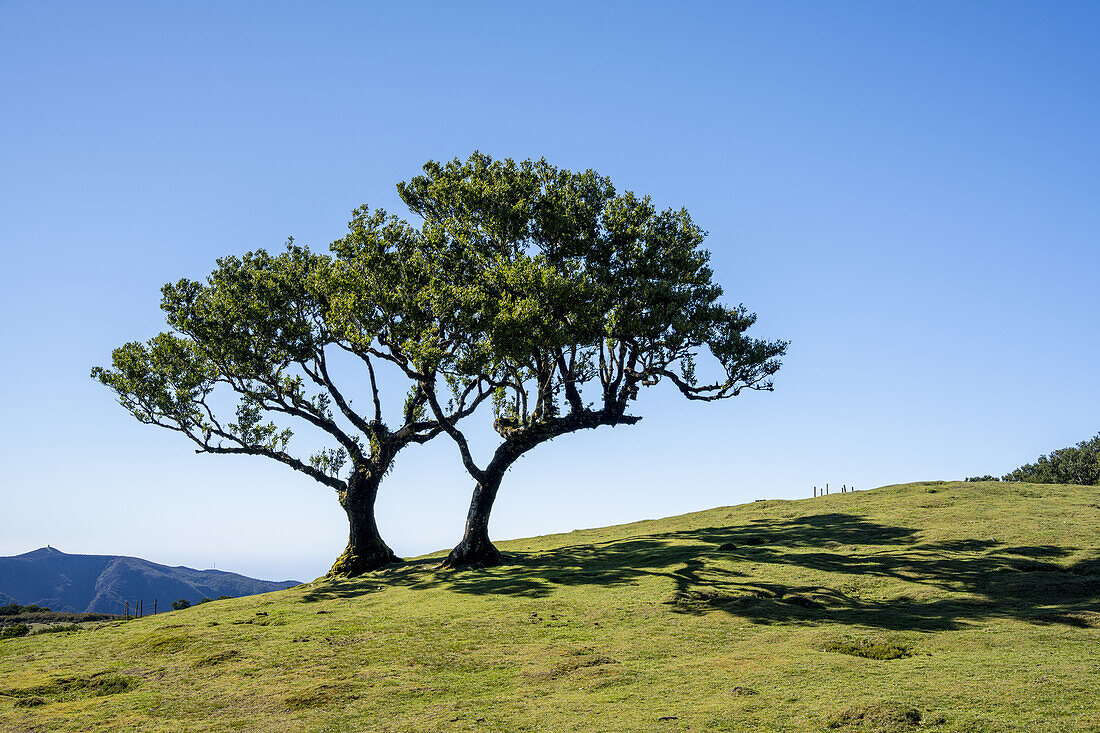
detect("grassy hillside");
top-left (1, 481), bottom-right (1097, 732)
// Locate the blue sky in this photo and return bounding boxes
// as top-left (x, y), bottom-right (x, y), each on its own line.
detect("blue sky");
top-left (2, 2), bottom-right (1097, 582)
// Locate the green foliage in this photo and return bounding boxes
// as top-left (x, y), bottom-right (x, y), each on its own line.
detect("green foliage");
top-left (91, 207), bottom-right (483, 539)
top-left (0, 610), bottom-right (114, 624)
top-left (965, 475), bottom-right (1000, 482)
top-left (33, 624), bottom-right (82, 635)
top-left (91, 243), bottom-right (379, 492)
top-left (1001, 433), bottom-right (1100, 485)
top-left (390, 152), bottom-right (788, 427)
top-left (0, 604), bottom-right (20, 615)
top-left (0, 623), bottom-right (29, 639)
top-left (308, 447), bottom-right (347, 478)
top-left (171, 599), bottom-right (191, 611)
top-left (91, 152), bottom-right (787, 572)
top-left (381, 153), bottom-right (787, 564)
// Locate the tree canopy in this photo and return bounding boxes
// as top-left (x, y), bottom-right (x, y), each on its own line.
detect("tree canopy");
top-left (92, 238), bottom-right (486, 575)
top-left (94, 152), bottom-right (788, 573)
top-left (1000, 433), bottom-right (1100, 486)
top-left (387, 154), bottom-right (789, 566)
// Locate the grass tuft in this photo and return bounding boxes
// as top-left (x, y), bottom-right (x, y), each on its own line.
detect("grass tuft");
top-left (827, 704), bottom-right (922, 730)
top-left (3, 673), bottom-right (140, 702)
top-left (283, 684), bottom-right (355, 710)
top-left (33, 624), bottom-right (83, 635)
top-left (823, 638), bottom-right (913, 660)
top-left (193, 650), bottom-right (241, 667)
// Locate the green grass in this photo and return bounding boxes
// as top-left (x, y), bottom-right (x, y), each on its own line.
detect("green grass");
top-left (1, 481), bottom-right (1098, 732)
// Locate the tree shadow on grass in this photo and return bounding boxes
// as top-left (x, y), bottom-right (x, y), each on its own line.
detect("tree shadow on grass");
top-left (302, 512), bottom-right (1100, 631)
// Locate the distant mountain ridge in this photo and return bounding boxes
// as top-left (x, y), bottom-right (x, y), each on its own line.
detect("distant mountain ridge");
top-left (0, 547), bottom-right (300, 613)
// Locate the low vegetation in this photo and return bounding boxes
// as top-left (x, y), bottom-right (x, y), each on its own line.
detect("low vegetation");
top-left (822, 637), bottom-right (913, 660)
top-left (0, 607), bottom-right (117, 639)
top-left (969, 432), bottom-right (1100, 485)
top-left (1, 481), bottom-right (1097, 731)
top-left (0, 605), bottom-right (49, 615)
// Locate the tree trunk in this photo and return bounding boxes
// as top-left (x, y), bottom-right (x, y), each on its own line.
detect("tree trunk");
top-left (327, 469), bottom-right (400, 577)
top-left (441, 473), bottom-right (504, 568)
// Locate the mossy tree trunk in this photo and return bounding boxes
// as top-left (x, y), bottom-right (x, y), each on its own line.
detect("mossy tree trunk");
top-left (440, 471), bottom-right (505, 568)
top-left (327, 467), bottom-right (399, 577)
top-left (437, 414), bottom-right (637, 570)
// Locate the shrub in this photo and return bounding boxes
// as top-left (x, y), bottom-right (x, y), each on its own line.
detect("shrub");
top-left (965, 475), bottom-right (1000, 482)
top-left (217, 595), bottom-right (233, 601)
top-left (0, 604), bottom-right (21, 616)
top-left (195, 598), bottom-right (214, 605)
top-left (34, 624), bottom-right (82, 635)
top-left (0, 623), bottom-right (30, 639)
top-left (171, 599), bottom-right (191, 611)
top-left (1002, 433), bottom-right (1100, 485)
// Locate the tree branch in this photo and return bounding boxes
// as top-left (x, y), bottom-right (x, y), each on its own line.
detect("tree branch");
top-left (420, 379), bottom-right (485, 482)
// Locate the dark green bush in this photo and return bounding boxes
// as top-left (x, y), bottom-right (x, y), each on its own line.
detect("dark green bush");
top-left (0, 604), bottom-right (52, 615)
top-left (965, 475), bottom-right (1000, 482)
top-left (195, 598), bottom-right (214, 605)
top-left (171, 599), bottom-right (191, 610)
top-left (34, 624), bottom-right (82, 635)
top-left (0, 623), bottom-right (30, 639)
top-left (1002, 433), bottom-right (1100, 485)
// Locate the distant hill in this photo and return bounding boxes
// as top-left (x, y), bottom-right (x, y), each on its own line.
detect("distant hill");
top-left (0, 547), bottom-right (299, 613)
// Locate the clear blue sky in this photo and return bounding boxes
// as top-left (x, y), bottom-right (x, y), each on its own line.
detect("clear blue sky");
top-left (2, 2), bottom-right (1097, 582)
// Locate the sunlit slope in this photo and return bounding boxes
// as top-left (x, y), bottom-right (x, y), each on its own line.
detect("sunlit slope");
top-left (1, 481), bottom-right (1097, 732)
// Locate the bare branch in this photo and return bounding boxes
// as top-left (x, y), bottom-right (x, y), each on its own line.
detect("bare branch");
top-left (420, 379), bottom-right (485, 483)
top-left (364, 355), bottom-right (383, 424)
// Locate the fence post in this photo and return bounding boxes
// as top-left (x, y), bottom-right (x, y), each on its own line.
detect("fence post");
top-left (154, 599), bottom-right (157, 615)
